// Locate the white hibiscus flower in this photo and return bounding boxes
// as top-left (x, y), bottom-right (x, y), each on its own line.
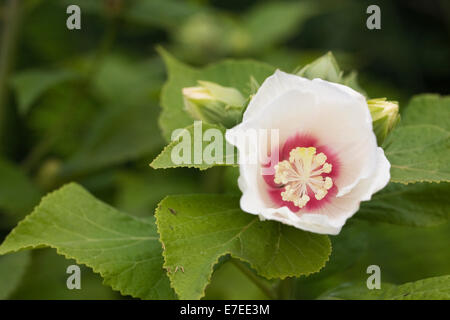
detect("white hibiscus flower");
top-left (225, 70), bottom-right (390, 235)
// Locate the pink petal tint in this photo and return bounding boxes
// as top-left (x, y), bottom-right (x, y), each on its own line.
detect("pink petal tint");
top-left (263, 133), bottom-right (341, 213)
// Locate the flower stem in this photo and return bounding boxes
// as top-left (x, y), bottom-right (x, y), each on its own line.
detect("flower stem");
top-left (231, 259), bottom-right (277, 299)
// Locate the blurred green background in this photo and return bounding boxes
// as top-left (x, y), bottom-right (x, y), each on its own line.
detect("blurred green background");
top-left (0, 0), bottom-right (449, 299)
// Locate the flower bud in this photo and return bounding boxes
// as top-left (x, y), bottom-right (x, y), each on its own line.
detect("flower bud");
top-left (182, 80), bottom-right (246, 128)
top-left (368, 98), bottom-right (400, 145)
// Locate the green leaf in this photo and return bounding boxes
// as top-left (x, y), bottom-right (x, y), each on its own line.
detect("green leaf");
top-left (317, 283), bottom-right (394, 300)
top-left (296, 52), bottom-right (343, 83)
top-left (401, 94), bottom-right (450, 128)
top-left (385, 94), bottom-right (450, 184)
top-left (60, 103), bottom-right (164, 178)
top-left (92, 55), bottom-right (164, 106)
top-left (0, 158), bottom-right (41, 223)
top-left (0, 183), bottom-right (175, 299)
top-left (10, 69), bottom-right (77, 115)
top-left (156, 194), bottom-right (331, 300)
top-left (204, 259), bottom-right (272, 300)
top-left (385, 125), bottom-right (450, 184)
top-left (295, 52), bottom-right (365, 95)
top-left (303, 222), bottom-right (367, 281)
top-left (125, 0), bottom-right (201, 29)
top-left (158, 48), bottom-right (275, 141)
top-left (293, 222), bottom-right (368, 299)
top-left (223, 166), bottom-right (241, 194)
top-left (358, 182), bottom-right (450, 226)
top-left (0, 251), bottom-right (31, 299)
top-left (58, 55), bottom-right (166, 177)
top-left (150, 122), bottom-right (236, 170)
top-left (115, 169), bottom-right (202, 217)
top-left (319, 275), bottom-right (450, 300)
top-left (362, 221), bottom-right (450, 285)
top-left (10, 249), bottom-right (118, 299)
top-left (243, 1), bottom-right (318, 52)
top-left (342, 71), bottom-right (366, 96)
top-left (27, 84), bottom-right (98, 158)
top-left (383, 275), bottom-right (450, 300)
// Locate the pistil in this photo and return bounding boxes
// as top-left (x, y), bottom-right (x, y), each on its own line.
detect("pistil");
top-left (274, 147), bottom-right (333, 208)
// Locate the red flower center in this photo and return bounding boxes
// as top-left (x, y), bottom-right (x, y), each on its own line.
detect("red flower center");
top-left (262, 133), bottom-right (340, 213)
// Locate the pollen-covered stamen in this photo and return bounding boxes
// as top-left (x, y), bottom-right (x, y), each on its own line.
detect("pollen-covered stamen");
top-left (274, 147), bottom-right (333, 208)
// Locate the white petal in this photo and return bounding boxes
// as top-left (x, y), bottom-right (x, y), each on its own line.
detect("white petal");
top-left (292, 147), bottom-right (391, 234)
top-left (225, 70), bottom-right (391, 235)
top-left (231, 79), bottom-right (379, 199)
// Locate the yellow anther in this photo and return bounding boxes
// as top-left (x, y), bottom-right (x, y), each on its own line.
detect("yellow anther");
top-left (274, 147), bottom-right (333, 208)
top-left (324, 177), bottom-right (333, 189)
top-left (322, 163), bottom-right (332, 173)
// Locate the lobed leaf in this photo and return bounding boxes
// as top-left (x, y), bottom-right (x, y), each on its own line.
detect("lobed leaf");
top-left (0, 183), bottom-right (175, 299)
top-left (156, 194), bottom-right (331, 299)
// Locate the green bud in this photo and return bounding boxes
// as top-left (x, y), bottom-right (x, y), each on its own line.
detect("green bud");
top-left (182, 80), bottom-right (247, 128)
top-left (368, 98), bottom-right (400, 145)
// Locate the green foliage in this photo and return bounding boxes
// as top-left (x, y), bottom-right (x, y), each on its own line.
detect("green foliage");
top-left (296, 52), bottom-right (342, 83)
top-left (0, 158), bottom-right (41, 223)
top-left (401, 94), bottom-right (450, 128)
top-left (151, 122), bottom-right (236, 170)
top-left (91, 55), bottom-right (164, 107)
top-left (156, 194), bottom-right (331, 299)
top-left (358, 182), bottom-right (450, 226)
top-left (363, 221), bottom-right (450, 285)
top-left (303, 223), bottom-right (367, 282)
top-left (60, 103), bottom-right (164, 178)
top-left (0, 183), bottom-right (175, 299)
top-left (204, 259), bottom-right (271, 300)
top-left (243, 1), bottom-right (318, 53)
top-left (158, 48), bottom-right (275, 140)
top-left (319, 275), bottom-right (450, 300)
top-left (10, 69), bottom-right (77, 115)
top-left (10, 249), bottom-right (118, 299)
top-left (125, 0), bottom-right (201, 29)
top-left (382, 275), bottom-right (450, 300)
top-left (0, 0), bottom-right (448, 301)
top-left (0, 251), bottom-right (31, 299)
top-left (26, 84), bottom-right (99, 159)
top-left (54, 55), bottom-right (166, 177)
top-left (114, 169), bottom-right (202, 217)
top-left (386, 126), bottom-right (450, 183)
top-left (385, 94), bottom-right (450, 184)
top-left (296, 52), bottom-right (365, 94)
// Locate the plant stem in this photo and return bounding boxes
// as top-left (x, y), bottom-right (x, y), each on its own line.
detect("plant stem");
top-left (0, 0), bottom-right (21, 155)
top-left (231, 259), bottom-right (277, 299)
top-left (276, 277), bottom-right (296, 300)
